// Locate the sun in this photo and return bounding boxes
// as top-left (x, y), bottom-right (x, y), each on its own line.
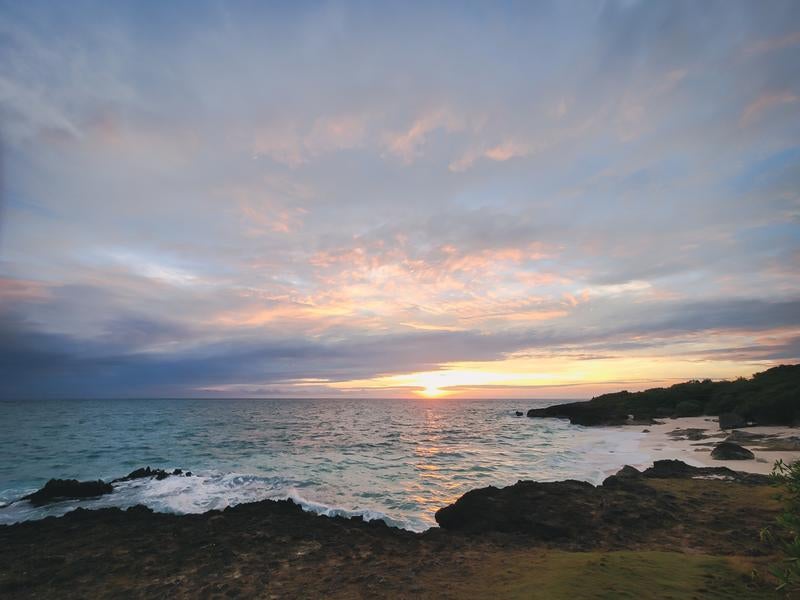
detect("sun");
top-left (418, 385), bottom-right (450, 398)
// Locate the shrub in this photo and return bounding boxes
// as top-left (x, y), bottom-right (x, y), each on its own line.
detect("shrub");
top-left (770, 459), bottom-right (800, 594)
top-left (674, 401), bottom-right (703, 417)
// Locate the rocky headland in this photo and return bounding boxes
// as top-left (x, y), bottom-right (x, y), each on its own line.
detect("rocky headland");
top-left (526, 364), bottom-right (799, 427)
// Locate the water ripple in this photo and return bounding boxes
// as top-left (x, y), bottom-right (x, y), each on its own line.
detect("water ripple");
top-left (0, 398), bottom-right (646, 529)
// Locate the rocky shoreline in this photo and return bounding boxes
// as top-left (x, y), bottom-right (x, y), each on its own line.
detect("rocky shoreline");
top-left (0, 460), bottom-right (788, 598)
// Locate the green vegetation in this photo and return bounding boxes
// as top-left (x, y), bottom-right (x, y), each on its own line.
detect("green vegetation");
top-left (460, 551), bottom-right (772, 599)
top-left (770, 459), bottom-right (800, 594)
top-left (528, 364), bottom-right (800, 426)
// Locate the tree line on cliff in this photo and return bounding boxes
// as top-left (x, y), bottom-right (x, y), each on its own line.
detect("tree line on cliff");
top-left (527, 364), bottom-right (799, 426)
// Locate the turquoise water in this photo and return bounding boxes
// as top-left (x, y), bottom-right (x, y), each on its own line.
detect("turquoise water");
top-left (0, 398), bottom-right (646, 530)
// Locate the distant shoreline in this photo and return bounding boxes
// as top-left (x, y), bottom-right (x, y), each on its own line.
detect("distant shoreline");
top-left (614, 415), bottom-right (800, 476)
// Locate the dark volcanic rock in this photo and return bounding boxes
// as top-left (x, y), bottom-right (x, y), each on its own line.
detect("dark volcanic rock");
top-left (515, 411), bottom-right (523, 416)
top-left (435, 479), bottom-right (600, 539)
top-left (667, 428), bottom-right (707, 441)
top-left (725, 430), bottom-right (769, 444)
top-left (642, 459), bottom-right (768, 484)
top-left (23, 479), bottom-right (113, 506)
top-left (526, 402), bottom-right (632, 426)
top-left (601, 465), bottom-right (644, 489)
top-left (112, 466), bottom-right (179, 483)
top-left (435, 460), bottom-right (772, 545)
top-left (718, 413), bottom-right (747, 430)
top-left (711, 441), bottom-right (755, 461)
top-left (642, 459), bottom-right (704, 478)
top-left (434, 471), bottom-right (677, 545)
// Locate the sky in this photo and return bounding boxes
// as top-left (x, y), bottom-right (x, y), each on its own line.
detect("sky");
top-left (0, 0), bottom-right (798, 399)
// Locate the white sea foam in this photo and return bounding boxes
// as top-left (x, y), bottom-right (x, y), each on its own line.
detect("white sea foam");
top-left (0, 398), bottom-right (663, 531)
top-left (0, 470), bottom-right (429, 531)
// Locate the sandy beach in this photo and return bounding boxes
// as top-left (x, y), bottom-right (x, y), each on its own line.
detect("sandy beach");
top-left (617, 416), bottom-right (800, 475)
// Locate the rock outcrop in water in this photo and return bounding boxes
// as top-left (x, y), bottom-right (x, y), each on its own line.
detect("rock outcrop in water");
top-left (22, 479), bottom-right (113, 506)
top-left (16, 467), bottom-right (191, 508)
top-left (525, 402), bottom-right (634, 426)
top-left (111, 466), bottom-right (187, 483)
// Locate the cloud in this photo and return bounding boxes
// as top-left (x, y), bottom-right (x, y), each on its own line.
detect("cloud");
top-left (740, 91), bottom-right (798, 126)
top-left (1, 285), bottom-right (798, 398)
top-left (0, 1), bottom-right (798, 396)
top-left (251, 113), bottom-right (370, 167)
top-left (384, 108), bottom-right (466, 163)
top-left (744, 31), bottom-right (800, 56)
top-left (448, 140), bottom-right (532, 172)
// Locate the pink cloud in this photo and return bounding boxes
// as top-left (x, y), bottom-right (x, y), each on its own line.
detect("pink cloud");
top-left (0, 278), bottom-right (51, 301)
top-left (252, 113), bottom-right (369, 166)
top-left (220, 177), bottom-right (311, 235)
top-left (484, 140), bottom-right (530, 161)
top-left (740, 91), bottom-right (798, 126)
top-left (384, 108), bottom-right (465, 163)
top-left (744, 31), bottom-right (800, 56)
top-left (449, 140), bottom-right (532, 172)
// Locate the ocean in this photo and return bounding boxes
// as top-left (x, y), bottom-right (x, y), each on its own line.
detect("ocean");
top-left (0, 398), bottom-right (647, 530)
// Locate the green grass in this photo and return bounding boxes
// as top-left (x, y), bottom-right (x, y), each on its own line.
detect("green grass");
top-left (466, 551), bottom-right (772, 600)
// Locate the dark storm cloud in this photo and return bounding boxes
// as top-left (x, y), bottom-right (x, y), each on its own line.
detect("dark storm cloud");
top-left (2, 293), bottom-right (798, 397)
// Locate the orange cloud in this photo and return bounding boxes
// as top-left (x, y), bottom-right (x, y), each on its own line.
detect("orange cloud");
top-left (484, 140), bottom-right (530, 162)
top-left (449, 140), bottom-right (532, 172)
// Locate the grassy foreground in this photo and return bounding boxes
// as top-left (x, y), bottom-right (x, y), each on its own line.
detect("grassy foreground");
top-left (444, 551), bottom-right (772, 600)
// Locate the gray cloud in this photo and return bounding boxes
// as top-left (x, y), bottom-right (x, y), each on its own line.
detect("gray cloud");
top-left (1, 291), bottom-right (798, 397)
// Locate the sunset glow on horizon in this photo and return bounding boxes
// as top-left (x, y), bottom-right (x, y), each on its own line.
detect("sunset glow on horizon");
top-left (0, 2), bottom-right (798, 399)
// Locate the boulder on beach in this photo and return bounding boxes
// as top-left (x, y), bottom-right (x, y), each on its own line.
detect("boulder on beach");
top-left (710, 441), bottom-right (755, 461)
top-left (667, 428), bottom-right (708, 441)
top-left (718, 413), bottom-right (747, 430)
top-left (515, 411), bottom-right (523, 416)
top-left (23, 479), bottom-right (113, 506)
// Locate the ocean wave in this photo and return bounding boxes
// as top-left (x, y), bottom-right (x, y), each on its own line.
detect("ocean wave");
top-left (0, 470), bottom-right (430, 532)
